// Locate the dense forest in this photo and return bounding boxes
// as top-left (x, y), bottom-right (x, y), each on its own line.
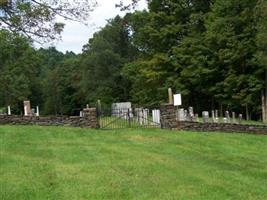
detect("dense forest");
top-left (0, 0), bottom-right (266, 122)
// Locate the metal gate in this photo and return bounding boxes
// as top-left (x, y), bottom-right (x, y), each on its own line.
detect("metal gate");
top-left (97, 106), bottom-right (161, 129)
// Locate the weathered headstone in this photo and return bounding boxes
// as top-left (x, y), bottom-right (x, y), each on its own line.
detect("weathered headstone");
top-left (232, 112), bottom-right (236, 124)
top-left (31, 109), bottom-right (35, 116)
top-left (177, 109), bottom-right (186, 121)
top-left (225, 111), bottom-right (230, 123)
top-left (189, 107), bottom-right (194, 121)
top-left (24, 101), bottom-right (32, 116)
top-left (202, 111), bottom-right (209, 123)
top-left (194, 114), bottom-right (199, 122)
top-left (152, 109), bottom-right (160, 125)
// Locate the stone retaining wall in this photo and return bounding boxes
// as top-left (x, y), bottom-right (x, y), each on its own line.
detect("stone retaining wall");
top-left (0, 108), bottom-right (98, 128)
top-left (178, 121), bottom-right (267, 135)
top-left (160, 104), bottom-right (267, 135)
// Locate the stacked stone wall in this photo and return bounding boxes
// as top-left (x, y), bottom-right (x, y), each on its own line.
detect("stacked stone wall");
top-left (0, 108), bottom-right (98, 128)
top-left (160, 104), bottom-right (267, 135)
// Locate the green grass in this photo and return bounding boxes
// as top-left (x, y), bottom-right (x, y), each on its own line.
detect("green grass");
top-left (0, 126), bottom-right (267, 200)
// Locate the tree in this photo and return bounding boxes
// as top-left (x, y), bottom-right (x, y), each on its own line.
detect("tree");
top-left (80, 16), bottom-right (137, 105)
top-left (0, 30), bottom-right (42, 113)
top-left (205, 0), bottom-right (262, 119)
top-left (123, 0), bottom-right (213, 108)
top-left (42, 53), bottom-right (82, 115)
top-left (255, 0), bottom-right (267, 123)
top-left (0, 0), bottom-right (97, 42)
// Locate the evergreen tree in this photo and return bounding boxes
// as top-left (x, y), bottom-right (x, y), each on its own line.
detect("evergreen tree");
top-left (80, 16), bottom-right (137, 106)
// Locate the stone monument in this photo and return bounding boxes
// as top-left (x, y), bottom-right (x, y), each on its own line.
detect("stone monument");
top-left (177, 109), bottom-right (186, 121)
top-left (24, 100), bottom-right (32, 116)
top-left (202, 111), bottom-right (209, 123)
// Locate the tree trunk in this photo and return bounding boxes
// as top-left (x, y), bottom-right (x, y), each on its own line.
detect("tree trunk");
top-left (262, 91), bottom-right (266, 123)
top-left (264, 69), bottom-right (267, 123)
top-left (220, 103), bottom-right (223, 118)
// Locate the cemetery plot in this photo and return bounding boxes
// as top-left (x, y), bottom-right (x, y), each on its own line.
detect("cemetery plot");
top-left (97, 103), bottom-right (161, 129)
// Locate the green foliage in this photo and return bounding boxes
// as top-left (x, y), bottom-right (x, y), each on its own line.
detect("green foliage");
top-left (0, 30), bottom-right (41, 113)
top-left (0, 0), bottom-right (97, 42)
top-left (0, 0), bottom-right (266, 119)
top-left (80, 16), bottom-right (137, 105)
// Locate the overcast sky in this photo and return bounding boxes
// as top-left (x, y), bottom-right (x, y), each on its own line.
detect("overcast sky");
top-left (41, 0), bottom-right (147, 54)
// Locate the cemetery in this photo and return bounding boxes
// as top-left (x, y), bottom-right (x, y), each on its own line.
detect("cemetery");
top-left (0, 91), bottom-right (266, 134)
top-left (1, 0), bottom-right (267, 199)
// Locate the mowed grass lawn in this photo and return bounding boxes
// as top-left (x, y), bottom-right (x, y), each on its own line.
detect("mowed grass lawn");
top-left (0, 126), bottom-right (267, 200)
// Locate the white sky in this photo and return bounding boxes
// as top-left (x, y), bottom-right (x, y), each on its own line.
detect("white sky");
top-left (40, 0), bottom-right (147, 54)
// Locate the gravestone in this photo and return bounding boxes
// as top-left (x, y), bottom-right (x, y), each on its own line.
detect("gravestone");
top-left (225, 111), bottom-right (231, 123)
top-left (112, 102), bottom-right (132, 118)
top-left (152, 110), bottom-right (160, 125)
top-left (215, 110), bottom-right (219, 123)
top-left (194, 114), bottom-right (199, 122)
top-left (232, 112), bottom-right (236, 124)
top-left (24, 101), bottom-right (32, 116)
top-left (36, 106), bottom-right (40, 117)
top-left (202, 111), bottom-right (209, 123)
top-left (7, 106), bottom-right (11, 115)
top-left (211, 110), bottom-right (215, 122)
top-left (177, 109), bottom-right (186, 121)
top-left (135, 108), bottom-right (143, 125)
top-left (189, 107), bottom-right (194, 121)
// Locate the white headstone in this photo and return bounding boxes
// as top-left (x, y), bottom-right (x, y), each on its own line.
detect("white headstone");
top-left (7, 106), bottom-right (11, 115)
top-left (24, 105), bottom-right (28, 116)
top-left (36, 106), bottom-right (39, 117)
top-left (152, 110), bottom-right (160, 124)
top-left (112, 102), bottom-right (131, 117)
top-left (202, 111), bottom-right (209, 123)
top-left (173, 94), bottom-right (182, 106)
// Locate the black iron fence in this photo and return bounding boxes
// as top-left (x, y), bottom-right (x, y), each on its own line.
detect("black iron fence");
top-left (97, 106), bottom-right (161, 129)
